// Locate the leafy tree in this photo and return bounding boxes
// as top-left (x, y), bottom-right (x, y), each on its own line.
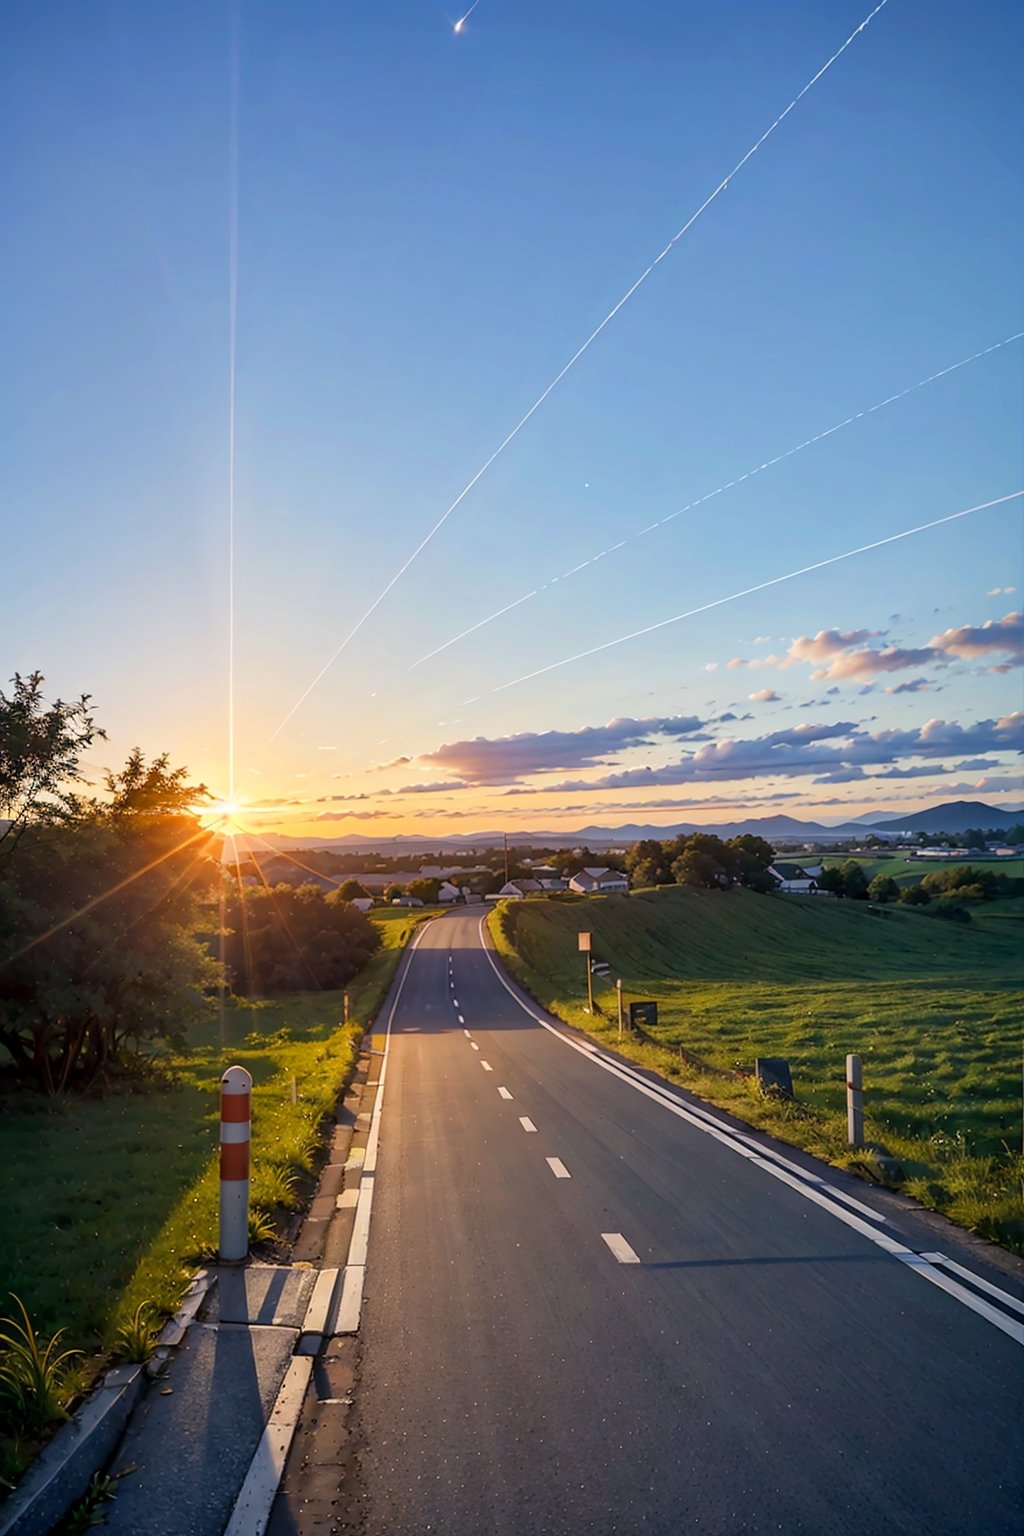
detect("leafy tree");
top-left (407, 877), bottom-right (440, 904)
top-left (625, 839), bottom-right (672, 887)
top-left (384, 883), bottom-right (406, 903)
top-left (838, 860), bottom-right (869, 900)
top-left (727, 834), bottom-right (776, 892)
top-left (0, 748), bottom-right (219, 1092)
top-left (0, 671), bottom-right (103, 857)
top-left (337, 879), bottom-right (370, 902)
top-left (817, 866), bottom-right (846, 897)
top-left (671, 849), bottom-right (724, 889)
top-left (867, 874), bottom-right (900, 903)
top-left (222, 882), bottom-right (380, 995)
top-left (899, 882), bottom-right (931, 906)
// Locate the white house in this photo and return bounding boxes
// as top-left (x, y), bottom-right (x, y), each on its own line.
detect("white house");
top-left (769, 862), bottom-right (819, 894)
top-left (437, 881), bottom-right (461, 903)
top-left (568, 867), bottom-right (629, 895)
top-left (351, 897), bottom-right (374, 913)
top-left (496, 878), bottom-right (545, 899)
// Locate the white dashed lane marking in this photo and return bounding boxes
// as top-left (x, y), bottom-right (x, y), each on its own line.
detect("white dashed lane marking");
top-left (602, 1232), bottom-right (641, 1264)
top-left (519, 1117), bottom-right (537, 1133)
top-left (497, 1087), bottom-right (513, 1100)
top-left (481, 1061), bottom-right (493, 1071)
top-left (546, 1158), bottom-right (571, 1179)
top-left (471, 1042), bottom-right (480, 1051)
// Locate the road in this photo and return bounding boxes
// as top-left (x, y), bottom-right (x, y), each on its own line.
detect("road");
top-left (337, 909), bottom-right (1024, 1533)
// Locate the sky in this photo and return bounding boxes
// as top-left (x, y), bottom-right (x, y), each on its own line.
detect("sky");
top-left (2, 0), bottom-right (1022, 841)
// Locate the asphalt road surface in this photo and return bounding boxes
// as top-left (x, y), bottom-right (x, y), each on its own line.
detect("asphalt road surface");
top-left (343, 909), bottom-right (1023, 1535)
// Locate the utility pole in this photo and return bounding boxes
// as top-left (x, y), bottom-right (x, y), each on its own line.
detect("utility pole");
top-left (503, 832), bottom-right (509, 886)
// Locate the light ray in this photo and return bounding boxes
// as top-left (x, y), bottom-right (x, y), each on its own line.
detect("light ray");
top-left (411, 330), bottom-right (1024, 668)
top-left (1, 825), bottom-right (215, 967)
top-left (261, 0), bottom-right (890, 748)
top-left (227, 8), bottom-right (240, 803)
top-left (481, 492), bottom-right (1024, 696)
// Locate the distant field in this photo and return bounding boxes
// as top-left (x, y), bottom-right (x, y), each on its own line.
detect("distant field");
top-left (820, 853), bottom-right (1024, 886)
top-left (491, 886), bottom-right (1024, 1251)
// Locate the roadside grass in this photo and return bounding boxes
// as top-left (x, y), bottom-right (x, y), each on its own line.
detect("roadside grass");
top-left (0, 905), bottom-right (432, 1452)
top-left (488, 887), bottom-right (1024, 1252)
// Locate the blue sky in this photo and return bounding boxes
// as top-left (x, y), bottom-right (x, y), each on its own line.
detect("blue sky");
top-left (2, 0), bottom-right (1021, 835)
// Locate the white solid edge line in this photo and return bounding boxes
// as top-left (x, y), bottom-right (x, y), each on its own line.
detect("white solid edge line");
top-left (498, 1086), bottom-right (513, 1099)
top-left (920, 1253), bottom-right (1024, 1319)
top-left (519, 1116), bottom-right (537, 1132)
top-left (224, 922), bottom-right (434, 1536)
top-left (602, 1232), bottom-right (641, 1264)
top-left (547, 1157), bottom-right (571, 1179)
top-left (223, 1355), bottom-right (314, 1536)
top-left (476, 916), bottom-right (1022, 1349)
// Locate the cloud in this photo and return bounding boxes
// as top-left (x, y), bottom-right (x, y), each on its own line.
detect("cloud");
top-left (534, 712), bottom-right (1024, 795)
top-left (396, 780), bottom-right (466, 794)
top-left (884, 677), bottom-right (931, 695)
top-left (749, 689), bottom-right (780, 703)
top-left (412, 715), bottom-right (706, 784)
top-left (315, 810), bottom-right (393, 821)
top-left (930, 611), bottom-right (1023, 666)
top-left (987, 586), bottom-right (1016, 597)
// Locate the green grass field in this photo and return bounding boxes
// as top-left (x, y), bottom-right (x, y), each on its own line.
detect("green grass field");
top-left (490, 887), bottom-right (1024, 1251)
top-left (820, 853), bottom-right (1024, 886)
top-left (0, 907), bottom-right (426, 1358)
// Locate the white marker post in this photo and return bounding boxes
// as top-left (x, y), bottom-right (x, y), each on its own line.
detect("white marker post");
top-left (578, 931), bottom-right (593, 1014)
top-left (616, 979), bottom-right (624, 1040)
top-left (219, 1064), bottom-right (252, 1264)
top-left (846, 1053), bottom-right (863, 1149)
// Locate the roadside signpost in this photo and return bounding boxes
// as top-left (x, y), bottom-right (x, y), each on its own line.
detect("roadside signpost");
top-left (578, 931), bottom-right (593, 1013)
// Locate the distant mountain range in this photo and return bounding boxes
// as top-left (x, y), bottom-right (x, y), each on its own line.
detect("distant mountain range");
top-left (226, 799), bottom-right (1022, 855)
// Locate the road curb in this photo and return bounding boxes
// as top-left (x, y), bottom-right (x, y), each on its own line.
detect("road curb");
top-left (0, 1365), bottom-right (144, 1536)
top-left (0, 1268), bottom-right (215, 1536)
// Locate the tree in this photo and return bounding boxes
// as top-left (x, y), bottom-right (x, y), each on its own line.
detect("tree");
top-left (625, 839), bottom-right (672, 887)
top-left (0, 748), bottom-right (219, 1092)
top-left (222, 883), bottom-right (380, 995)
top-left (384, 883), bottom-right (406, 903)
top-left (337, 879), bottom-right (370, 902)
top-left (0, 671), bottom-right (103, 857)
top-left (867, 874), bottom-right (899, 903)
top-left (818, 866), bottom-right (846, 897)
top-left (671, 849), bottom-right (724, 889)
top-left (899, 882), bottom-right (931, 905)
top-left (727, 834), bottom-right (776, 892)
top-left (407, 877), bottom-right (440, 904)
top-left (838, 860), bottom-right (869, 899)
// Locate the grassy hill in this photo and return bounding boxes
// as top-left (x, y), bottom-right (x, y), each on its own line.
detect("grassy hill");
top-left (492, 887), bottom-right (1024, 1252)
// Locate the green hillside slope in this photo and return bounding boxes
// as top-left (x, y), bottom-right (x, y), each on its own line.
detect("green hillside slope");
top-left (492, 888), bottom-right (1024, 1252)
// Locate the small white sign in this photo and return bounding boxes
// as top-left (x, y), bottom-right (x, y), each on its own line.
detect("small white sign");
top-left (578, 931), bottom-right (592, 952)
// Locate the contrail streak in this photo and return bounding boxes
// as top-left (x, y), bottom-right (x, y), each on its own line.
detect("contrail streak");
top-left (261, 0), bottom-right (890, 748)
top-left (454, 0), bottom-right (480, 32)
top-left (227, 8), bottom-right (240, 802)
top-left (479, 492), bottom-right (1024, 696)
top-left (411, 330), bottom-right (1024, 668)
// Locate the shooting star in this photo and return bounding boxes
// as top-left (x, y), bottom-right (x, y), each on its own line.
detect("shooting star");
top-left (410, 330), bottom-right (1024, 669)
top-left (259, 0), bottom-right (890, 751)
top-left (454, 1), bottom-right (480, 33)
top-left (481, 491), bottom-right (1024, 696)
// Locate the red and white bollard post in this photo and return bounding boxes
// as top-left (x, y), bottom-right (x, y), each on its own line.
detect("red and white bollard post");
top-left (219, 1064), bottom-right (252, 1264)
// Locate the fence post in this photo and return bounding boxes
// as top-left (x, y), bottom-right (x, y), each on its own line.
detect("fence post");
top-left (219, 1064), bottom-right (252, 1264)
top-left (846, 1053), bottom-right (863, 1149)
top-left (616, 979), bottom-right (623, 1039)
